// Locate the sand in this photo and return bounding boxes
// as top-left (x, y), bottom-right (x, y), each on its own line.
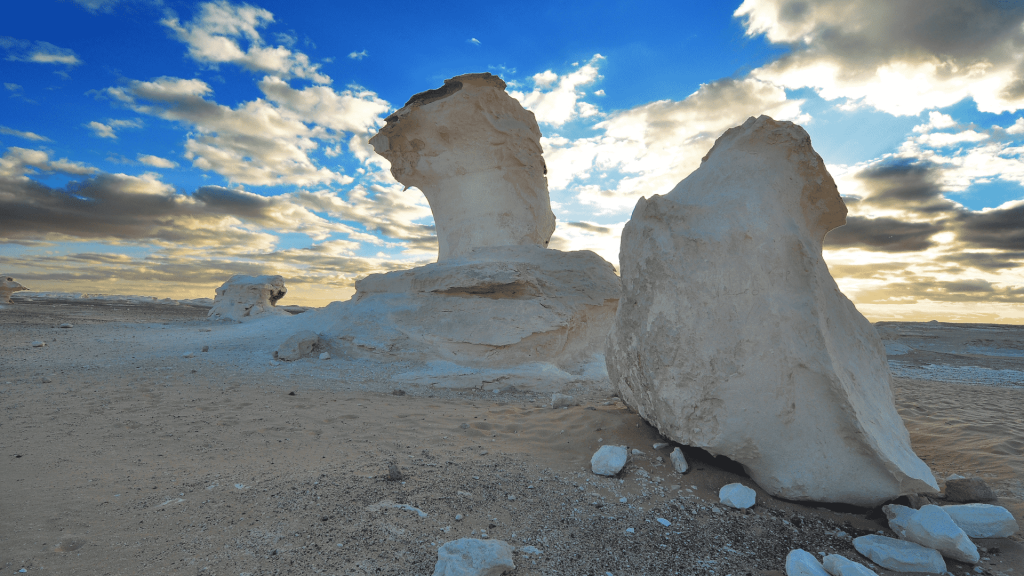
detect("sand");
top-left (1, 300), bottom-right (1021, 575)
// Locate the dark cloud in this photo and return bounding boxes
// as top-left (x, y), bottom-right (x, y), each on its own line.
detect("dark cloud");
top-left (852, 277), bottom-right (1024, 305)
top-left (941, 251), bottom-right (1024, 271)
top-left (854, 158), bottom-right (957, 214)
top-left (955, 201), bottom-right (1024, 251)
top-left (565, 221), bottom-right (614, 234)
top-left (824, 216), bottom-right (940, 252)
top-left (824, 261), bottom-right (911, 279)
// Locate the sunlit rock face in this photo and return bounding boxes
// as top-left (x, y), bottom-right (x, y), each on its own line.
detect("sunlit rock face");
top-left (208, 274), bottom-right (289, 322)
top-left (606, 115), bottom-right (938, 506)
top-left (369, 73), bottom-right (555, 262)
top-left (1, 275), bottom-right (28, 304)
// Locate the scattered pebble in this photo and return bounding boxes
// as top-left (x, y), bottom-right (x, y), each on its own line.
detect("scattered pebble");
top-left (59, 323), bottom-right (73, 328)
top-left (590, 445), bottom-right (628, 476)
top-left (202, 345), bottom-right (209, 352)
top-left (455, 514), bottom-right (463, 521)
top-left (656, 518), bottom-right (671, 527)
top-left (652, 442), bottom-right (669, 450)
top-left (520, 545), bottom-right (542, 555)
top-left (631, 448), bottom-right (644, 455)
top-left (41, 377), bottom-right (51, 383)
top-left (319, 352), bottom-right (330, 360)
top-left (182, 352), bottom-right (195, 358)
top-left (719, 483), bottom-right (756, 509)
top-left (31, 341), bottom-right (45, 347)
top-left (551, 393), bottom-right (576, 409)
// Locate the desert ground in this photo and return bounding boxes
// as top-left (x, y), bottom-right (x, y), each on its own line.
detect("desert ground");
top-left (1, 298), bottom-right (1022, 576)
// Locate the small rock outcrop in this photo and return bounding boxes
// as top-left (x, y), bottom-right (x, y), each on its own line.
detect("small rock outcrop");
top-left (208, 275), bottom-right (288, 322)
top-left (370, 73), bottom-right (555, 262)
top-left (432, 538), bottom-right (514, 576)
top-left (275, 330), bottom-right (320, 361)
top-left (944, 477), bottom-right (996, 502)
top-left (785, 549), bottom-right (829, 576)
top-left (852, 535), bottom-right (945, 573)
top-left (1, 275), bottom-right (27, 303)
top-left (606, 115), bottom-right (938, 506)
top-left (904, 505), bottom-right (979, 564)
top-left (941, 503), bottom-right (1019, 538)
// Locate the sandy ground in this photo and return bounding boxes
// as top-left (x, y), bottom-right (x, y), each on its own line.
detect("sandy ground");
top-left (1, 300), bottom-right (1022, 576)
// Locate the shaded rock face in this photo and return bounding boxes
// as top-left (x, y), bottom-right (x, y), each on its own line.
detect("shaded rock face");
top-left (208, 275), bottom-right (289, 322)
top-left (319, 245), bottom-right (620, 391)
top-left (369, 73), bottom-right (556, 261)
top-left (606, 115), bottom-right (938, 506)
top-left (1, 275), bottom-right (28, 304)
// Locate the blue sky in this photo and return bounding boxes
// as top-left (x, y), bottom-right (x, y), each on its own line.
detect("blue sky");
top-left (2, 0), bottom-right (1024, 322)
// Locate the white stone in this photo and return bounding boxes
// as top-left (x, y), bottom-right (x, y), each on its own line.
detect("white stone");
top-left (670, 447), bottom-right (688, 473)
top-left (822, 554), bottom-right (877, 576)
top-left (370, 73), bottom-right (555, 262)
top-left (942, 503), bottom-right (1019, 538)
top-left (551, 393), bottom-right (576, 409)
top-left (31, 341), bottom-right (45, 347)
top-left (882, 504), bottom-right (916, 538)
top-left (318, 352), bottom-right (331, 360)
top-left (605, 115), bottom-right (939, 507)
top-left (432, 538), bottom-right (514, 576)
top-left (590, 445), bottom-right (628, 476)
top-left (905, 505), bottom-right (979, 564)
top-left (275, 330), bottom-right (319, 362)
top-left (208, 275), bottom-right (288, 322)
top-left (719, 483), bottom-right (756, 509)
top-left (316, 245), bottom-right (619, 392)
top-left (852, 535), bottom-right (946, 574)
top-left (785, 549), bottom-right (829, 576)
top-left (652, 442), bottom-right (669, 450)
top-left (1, 275), bottom-right (27, 304)
top-left (59, 323), bottom-right (73, 328)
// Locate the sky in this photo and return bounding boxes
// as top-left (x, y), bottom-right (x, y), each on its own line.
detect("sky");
top-left (2, 0), bottom-right (1024, 323)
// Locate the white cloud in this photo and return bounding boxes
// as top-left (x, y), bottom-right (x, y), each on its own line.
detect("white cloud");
top-left (593, 89), bottom-right (605, 96)
top-left (72, 0), bottom-right (120, 13)
top-left (0, 37), bottom-right (81, 67)
top-left (138, 154), bottom-right (179, 168)
top-left (348, 49), bottom-right (368, 60)
top-left (913, 111), bottom-right (957, 133)
top-left (737, 0), bottom-right (1024, 115)
top-left (0, 147), bottom-right (97, 179)
top-left (86, 118), bottom-right (142, 139)
top-left (0, 125), bottom-right (50, 142)
top-left (468, 38), bottom-right (481, 46)
top-left (161, 1), bottom-right (330, 83)
top-left (509, 55), bottom-right (605, 126)
top-left (1006, 118), bottom-right (1024, 135)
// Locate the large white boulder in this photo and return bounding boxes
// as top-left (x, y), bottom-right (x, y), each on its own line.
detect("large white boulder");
top-left (941, 503), bottom-right (1020, 538)
top-left (1, 275), bottom-right (28, 304)
top-left (432, 538), bottom-right (514, 576)
top-left (852, 535), bottom-right (945, 574)
top-left (904, 505), bottom-right (979, 564)
top-left (208, 275), bottom-right (289, 322)
top-left (370, 73), bottom-right (555, 262)
top-left (317, 245), bottom-right (619, 392)
top-left (605, 115), bottom-right (938, 506)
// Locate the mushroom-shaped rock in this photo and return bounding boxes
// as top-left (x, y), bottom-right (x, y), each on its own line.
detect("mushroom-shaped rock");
top-left (606, 115), bottom-right (938, 506)
top-left (1, 275), bottom-right (28, 304)
top-left (208, 275), bottom-right (289, 322)
top-left (370, 73), bottom-right (556, 261)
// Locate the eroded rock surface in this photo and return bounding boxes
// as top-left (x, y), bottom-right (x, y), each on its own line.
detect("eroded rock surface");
top-left (208, 275), bottom-right (288, 322)
top-left (1, 275), bottom-right (27, 304)
top-left (369, 73), bottom-right (555, 261)
top-left (606, 115), bottom-right (938, 506)
top-left (316, 245), bottom-right (619, 391)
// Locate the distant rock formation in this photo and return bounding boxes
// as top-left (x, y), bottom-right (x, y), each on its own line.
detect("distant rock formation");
top-left (208, 275), bottom-right (289, 322)
top-left (369, 73), bottom-right (556, 261)
top-left (606, 115), bottom-right (938, 506)
top-left (1, 275), bottom-right (27, 304)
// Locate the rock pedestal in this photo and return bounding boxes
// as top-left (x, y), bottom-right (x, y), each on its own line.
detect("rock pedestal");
top-left (369, 73), bottom-right (555, 261)
top-left (208, 274), bottom-right (288, 322)
top-left (1, 275), bottom-right (27, 303)
top-left (606, 115), bottom-right (938, 506)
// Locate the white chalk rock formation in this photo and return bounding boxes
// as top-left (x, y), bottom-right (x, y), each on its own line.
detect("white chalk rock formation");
top-left (942, 504), bottom-right (1019, 538)
top-left (1, 275), bottom-right (28, 303)
top-left (904, 505), bottom-right (979, 564)
top-left (370, 73), bottom-right (555, 262)
top-left (208, 275), bottom-right (288, 322)
top-left (852, 535), bottom-right (946, 574)
top-left (432, 538), bottom-right (514, 576)
top-left (317, 245), bottom-right (619, 391)
top-left (822, 554), bottom-right (877, 576)
top-left (275, 330), bottom-right (320, 361)
top-left (591, 445), bottom-right (628, 476)
top-left (882, 504), bottom-right (916, 538)
top-left (606, 115), bottom-right (938, 506)
top-left (785, 549), bottom-right (829, 576)
top-left (719, 483), bottom-right (756, 509)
